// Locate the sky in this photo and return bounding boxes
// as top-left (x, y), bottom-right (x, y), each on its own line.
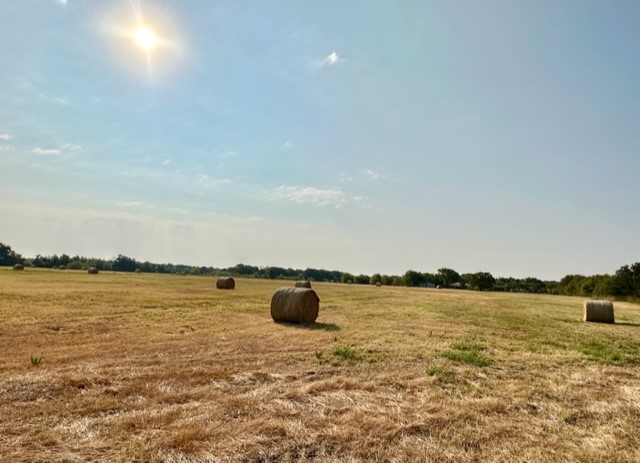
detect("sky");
top-left (1, 0), bottom-right (639, 280)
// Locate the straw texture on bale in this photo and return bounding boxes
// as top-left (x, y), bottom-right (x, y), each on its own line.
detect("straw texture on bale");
top-left (13, 264), bottom-right (24, 271)
top-left (294, 280), bottom-right (312, 289)
top-left (216, 277), bottom-right (235, 290)
top-left (584, 300), bottom-right (614, 323)
top-left (87, 267), bottom-right (99, 274)
top-left (270, 287), bottom-right (319, 324)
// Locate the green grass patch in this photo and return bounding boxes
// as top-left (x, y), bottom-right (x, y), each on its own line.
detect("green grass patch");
top-left (332, 345), bottom-right (360, 361)
top-left (441, 341), bottom-right (490, 367)
top-left (580, 340), bottom-right (624, 364)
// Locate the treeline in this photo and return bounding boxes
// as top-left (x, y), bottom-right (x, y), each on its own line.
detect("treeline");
top-left (1, 242), bottom-right (638, 299)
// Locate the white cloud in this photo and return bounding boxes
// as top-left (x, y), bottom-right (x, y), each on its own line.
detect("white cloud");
top-left (270, 185), bottom-right (365, 208)
top-left (57, 0), bottom-right (68, 5)
top-left (62, 143), bottom-right (82, 150)
top-left (197, 174), bottom-right (232, 188)
top-left (163, 159), bottom-right (172, 166)
top-left (0, 134), bottom-right (11, 141)
top-left (363, 169), bottom-right (379, 180)
top-left (310, 51), bottom-right (345, 70)
top-left (284, 141), bottom-right (294, 150)
top-left (0, 145), bottom-right (15, 152)
top-left (38, 94), bottom-right (68, 105)
top-left (32, 148), bottom-right (61, 156)
top-left (358, 169), bottom-right (400, 183)
top-left (338, 172), bottom-right (354, 182)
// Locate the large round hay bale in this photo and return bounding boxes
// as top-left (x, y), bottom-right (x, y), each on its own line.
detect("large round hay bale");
top-left (13, 264), bottom-right (24, 271)
top-left (294, 280), bottom-right (312, 289)
top-left (87, 267), bottom-right (99, 275)
top-left (270, 287), bottom-right (319, 324)
top-left (216, 277), bottom-right (235, 290)
top-left (584, 300), bottom-right (614, 324)
top-left (375, 281), bottom-right (382, 287)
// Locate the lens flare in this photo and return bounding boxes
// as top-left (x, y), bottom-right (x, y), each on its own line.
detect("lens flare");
top-left (134, 26), bottom-right (157, 50)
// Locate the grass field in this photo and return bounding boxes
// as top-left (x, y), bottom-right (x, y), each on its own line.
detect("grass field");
top-left (1, 269), bottom-right (639, 462)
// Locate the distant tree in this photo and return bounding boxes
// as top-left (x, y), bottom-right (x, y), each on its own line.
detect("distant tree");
top-left (422, 272), bottom-right (441, 286)
top-left (381, 275), bottom-right (394, 286)
top-left (0, 243), bottom-right (22, 266)
top-left (437, 268), bottom-right (461, 287)
top-left (369, 273), bottom-right (382, 285)
top-left (67, 260), bottom-right (84, 270)
top-left (354, 274), bottom-right (370, 284)
top-left (112, 254), bottom-right (136, 272)
top-left (341, 272), bottom-right (355, 284)
top-left (465, 272), bottom-right (496, 291)
top-left (403, 270), bottom-right (425, 287)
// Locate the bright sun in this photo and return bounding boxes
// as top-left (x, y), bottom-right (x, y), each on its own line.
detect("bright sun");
top-left (133, 26), bottom-right (157, 50)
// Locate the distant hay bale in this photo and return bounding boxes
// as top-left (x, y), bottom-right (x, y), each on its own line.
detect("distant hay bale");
top-left (294, 280), bottom-right (312, 288)
top-left (13, 264), bottom-right (24, 271)
top-left (584, 300), bottom-right (614, 324)
top-left (216, 277), bottom-right (235, 290)
top-left (135, 269), bottom-right (142, 273)
top-left (375, 282), bottom-right (382, 287)
top-left (87, 267), bottom-right (99, 275)
top-left (270, 287), bottom-right (319, 324)
top-left (59, 265), bottom-right (66, 270)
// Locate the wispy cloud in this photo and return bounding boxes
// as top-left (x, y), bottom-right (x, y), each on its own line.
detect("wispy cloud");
top-left (197, 175), bottom-right (232, 188)
top-left (0, 145), bottom-right (15, 152)
top-left (269, 185), bottom-right (364, 208)
top-left (338, 172), bottom-right (354, 182)
top-left (32, 148), bottom-right (61, 156)
top-left (56, 0), bottom-right (68, 5)
top-left (118, 201), bottom-right (145, 207)
top-left (358, 169), bottom-right (399, 183)
top-left (62, 143), bottom-right (82, 150)
top-left (284, 141), bottom-right (294, 150)
top-left (0, 134), bottom-right (11, 141)
top-left (310, 51), bottom-right (345, 70)
top-left (38, 93), bottom-right (69, 105)
top-left (363, 169), bottom-right (379, 180)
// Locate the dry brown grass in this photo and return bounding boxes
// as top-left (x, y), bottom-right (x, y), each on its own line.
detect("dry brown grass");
top-left (1, 268), bottom-right (639, 462)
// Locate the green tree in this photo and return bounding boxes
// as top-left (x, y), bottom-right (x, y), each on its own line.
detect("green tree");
top-left (112, 254), bottom-right (136, 272)
top-left (465, 272), bottom-right (496, 291)
top-left (403, 270), bottom-right (425, 287)
top-left (437, 268), bottom-right (461, 287)
top-left (0, 243), bottom-right (22, 266)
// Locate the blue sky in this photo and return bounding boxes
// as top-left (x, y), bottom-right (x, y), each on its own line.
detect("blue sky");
top-left (1, 0), bottom-right (639, 279)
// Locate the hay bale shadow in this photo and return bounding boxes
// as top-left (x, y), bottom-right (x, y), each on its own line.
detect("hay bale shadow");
top-left (275, 321), bottom-right (340, 332)
top-left (615, 322), bottom-right (640, 327)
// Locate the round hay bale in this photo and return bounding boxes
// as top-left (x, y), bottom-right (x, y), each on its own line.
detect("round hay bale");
top-left (59, 265), bottom-right (66, 270)
top-left (216, 277), bottom-right (235, 290)
top-left (87, 267), bottom-right (99, 275)
top-left (375, 281), bottom-right (382, 287)
top-left (135, 268), bottom-right (142, 273)
top-left (294, 280), bottom-right (312, 289)
top-left (13, 264), bottom-right (24, 271)
top-left (270, 287), bottom-right (319, 324)
top-left (584, 300), bottom-right (614, 323)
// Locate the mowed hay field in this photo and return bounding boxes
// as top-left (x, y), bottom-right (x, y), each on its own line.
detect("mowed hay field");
top-left (1, 270), bottom-right (640, 463)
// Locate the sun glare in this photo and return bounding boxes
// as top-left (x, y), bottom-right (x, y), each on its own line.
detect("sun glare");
top-left (134, 26), bottom-right (157, 50)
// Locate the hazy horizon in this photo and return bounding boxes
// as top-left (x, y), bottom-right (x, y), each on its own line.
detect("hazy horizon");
top-left (2, 1), bottom-right (639, 280)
